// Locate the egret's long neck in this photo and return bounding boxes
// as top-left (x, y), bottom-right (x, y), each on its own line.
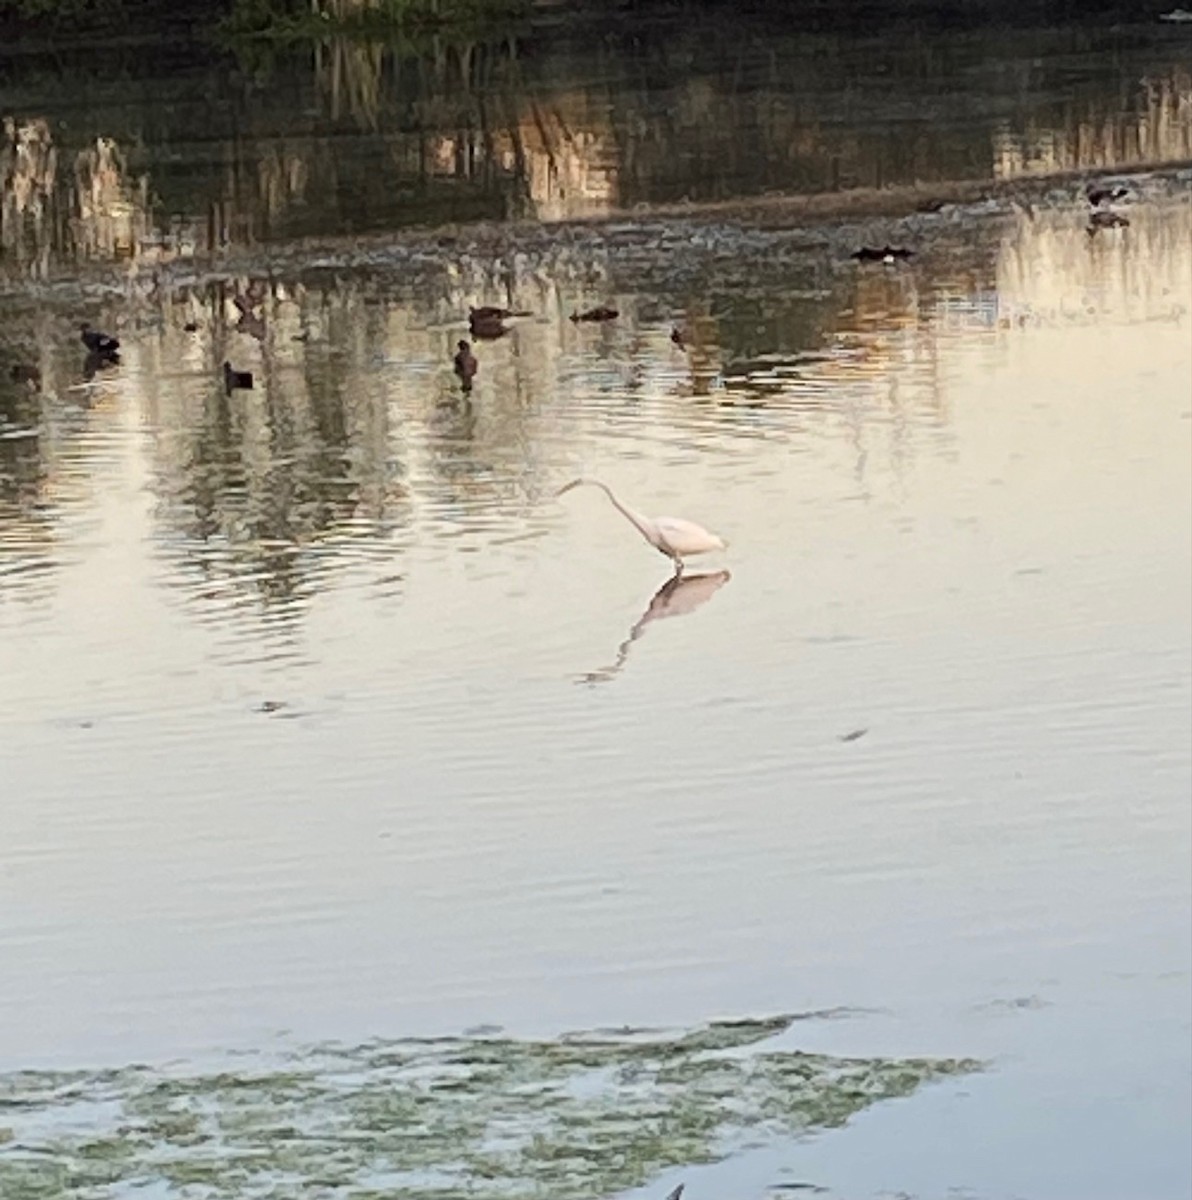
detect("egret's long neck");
top-left (590, 481), bottom-right (654, 545)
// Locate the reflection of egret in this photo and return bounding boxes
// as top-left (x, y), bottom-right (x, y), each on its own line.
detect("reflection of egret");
top-left (556, 478), bottom-right (726, 573)
top-left (580, 570), bottom-right (731, 684)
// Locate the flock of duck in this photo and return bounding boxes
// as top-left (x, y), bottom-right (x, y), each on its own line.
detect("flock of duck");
top-left (6, 179), bottom-right (1135, 578)
top-left (452, 302), bottom-right (620, 393)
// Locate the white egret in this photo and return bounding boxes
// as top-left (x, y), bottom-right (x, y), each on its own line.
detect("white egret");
top-left (555, 478), bottom-right (726, 572)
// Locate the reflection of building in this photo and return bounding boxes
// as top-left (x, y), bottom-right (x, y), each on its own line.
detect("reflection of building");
top-left (992, 69), bottom-right (1192, 177)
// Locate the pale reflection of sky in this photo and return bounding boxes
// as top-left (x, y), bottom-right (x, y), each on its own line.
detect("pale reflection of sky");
top-left (1, 192), bottom-right (1189, 1198)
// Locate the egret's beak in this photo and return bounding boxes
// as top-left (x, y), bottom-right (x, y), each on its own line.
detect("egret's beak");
top-left (554, 479), bottom-right (583, 499)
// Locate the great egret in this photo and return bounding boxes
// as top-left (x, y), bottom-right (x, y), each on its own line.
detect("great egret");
top-left (555, 478), bottom-right (726, 572)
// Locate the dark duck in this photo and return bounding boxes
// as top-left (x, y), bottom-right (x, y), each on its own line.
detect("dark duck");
top-left (469, 305), bottom-right (529, 323)
top-left (851, 245), bottom-right (913, 263)
top-left (453, 340), bottom-right (478, 392)
top-left (223, 361), bottom-right (253, 395)
top-left (79, 323), bottom-right (120, 358)
top-left (570, 306), bottom-right (619, 323)
top-left (1086, 183), bottom-right (1128, 208)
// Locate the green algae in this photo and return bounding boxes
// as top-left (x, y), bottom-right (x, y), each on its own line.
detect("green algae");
top-left (0, 1016), bottom-right (981, 1200)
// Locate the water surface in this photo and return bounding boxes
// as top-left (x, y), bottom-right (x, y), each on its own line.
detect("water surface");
top-left (1, 16), bottom-right (1191, 1200)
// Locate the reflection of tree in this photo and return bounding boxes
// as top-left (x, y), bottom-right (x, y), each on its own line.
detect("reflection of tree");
top-left (72, 136), bottom-right (150, 260)
top-left (993, 67), bottom-right (1192, 178)
top-left (5, 178), bottom-right (1189, 626)
top-left (2, 120), bottom-right (161, 274)
top-left (996, 197), bottom-right (1192, 325)
top-left (3, 25), bottom-right (1191, 276)
top-left (137, 279), bottom-right (418, 619)
top-left (1, 117), bottom-right (57, 275)
top-left (0, 379), bottom-right (52, 605)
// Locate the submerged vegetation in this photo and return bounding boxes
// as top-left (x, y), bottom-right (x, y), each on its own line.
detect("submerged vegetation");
top-left (0, 1015), bottom-right (981, 1200)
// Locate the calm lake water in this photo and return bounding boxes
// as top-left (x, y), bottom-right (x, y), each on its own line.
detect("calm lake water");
top-left (1, 11), bottom-right (1191, 1200)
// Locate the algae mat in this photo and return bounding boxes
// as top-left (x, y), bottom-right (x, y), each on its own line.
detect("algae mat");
top-left (0, 1015), bottom-right (979, 1199)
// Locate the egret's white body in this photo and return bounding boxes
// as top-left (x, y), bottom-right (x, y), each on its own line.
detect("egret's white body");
top-left (555, 478), bottom-right (726, 571)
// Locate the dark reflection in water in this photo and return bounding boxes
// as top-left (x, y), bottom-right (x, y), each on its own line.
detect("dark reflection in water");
top-left (580, 569), bottom-right (733, 685)
top-left (0, 18), bottom-right (1190, 276)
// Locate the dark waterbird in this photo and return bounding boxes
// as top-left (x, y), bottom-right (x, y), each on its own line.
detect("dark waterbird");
top-left (571, 306), bottom-right (619, 323)
top-left (223, 361), bottom-right (253, 395)
top-left (468, 305), bottom-right (530, 340)
top-left (469, 305), bottom-right (529, 323)
top-left (851, 245), bottom-right (913, 263)
top-left (453, 340), bottom-right (478, 392)
top-left (671, 326), bottom-right (687, 349)
top-left (468, 312), bottom-right (509, 340)
top-left (79, 323), bottom-right (119, 356)
top-left (1087, 183), bottom-right (1128, 207)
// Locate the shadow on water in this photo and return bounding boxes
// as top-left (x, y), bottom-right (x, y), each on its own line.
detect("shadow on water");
top-left (580, 569), bottom-right (733, 685)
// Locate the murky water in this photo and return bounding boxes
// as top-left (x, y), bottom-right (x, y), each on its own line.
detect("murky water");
top-left (2, 11), bottom-right (1191, 1200)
